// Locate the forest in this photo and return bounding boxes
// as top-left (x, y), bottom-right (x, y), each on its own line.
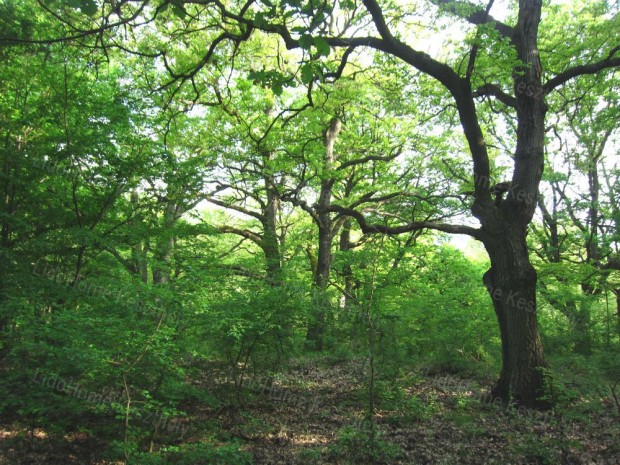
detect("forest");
top-left (0, 0), bottom-right (619, 464)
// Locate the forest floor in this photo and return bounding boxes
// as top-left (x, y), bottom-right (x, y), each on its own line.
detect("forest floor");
top-left (1, 357), bottom-right (619, 464)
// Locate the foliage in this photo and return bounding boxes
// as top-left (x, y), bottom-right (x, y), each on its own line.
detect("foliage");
top-left (0, 0), bottom-right (619, 463)
top-left (107, 440), bottom-right (253, 465)
top-left (328, 425), bottom-right (403, 465)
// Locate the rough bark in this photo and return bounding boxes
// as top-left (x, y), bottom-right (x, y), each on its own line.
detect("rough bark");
top-left (475, 0), bottom-right (548, 408)
top-left (447, 0), bottom-right (551, 401)
top-left (482, 224), bottom-right (549, 408)
top-left (211, 0), bottom-right (616, 408)
top-left (331, 0), bottom-right (552, 407)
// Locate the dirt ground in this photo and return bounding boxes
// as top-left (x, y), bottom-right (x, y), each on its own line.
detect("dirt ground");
top-left (1, 359), bottom-right (619, 464)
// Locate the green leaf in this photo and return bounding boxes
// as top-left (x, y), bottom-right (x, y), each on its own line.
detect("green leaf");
top-left (300, 63), bottom-right (314, 84)
top-left (272, 81), bottom-right (284, 96)
top-left (254, 12), bottom-right (267, 27)
top-left (299, 34), bottom-right (313, 50)
top-left (171, 4), bottom-right (187, 18)
top-left (79, 0), bottom-right (98, 16)
top-left (248, 71), bottom-right (263, 82)
top-left (314, 37), bottom-right (330, 57)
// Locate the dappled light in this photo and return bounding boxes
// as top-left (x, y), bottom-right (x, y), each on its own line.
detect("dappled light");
top-left (0, 0), bottom-right (619, 464)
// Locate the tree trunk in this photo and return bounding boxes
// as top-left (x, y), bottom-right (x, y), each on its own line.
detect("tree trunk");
top-left (261, 167), bottom-right (294, 341)
top-left (614, 289), bottom-right (620, 340)
top-left (262, 169), bottom-right (282, 285)
top-left (483, 226), bottom-right (549, 408)
top-left (475, 0), bottom-right (549, 408)
top-left (555, 299), bottom-right (591, 355)
top-left (538, 194), bottom-right (592, 355)
top-left (305, 117), bottom-right (341, 351)
top-left (573, 144), bottom-right (603, 354)
top-left (305, 200), bottom-right (333, 351)
top-left (0, 147), bottom-right (16, 355)
top-left (153, 201), bottom-right (177, 285)
top-left (309, 213), bottom-right (333, 347)
top-left (339, 220), bottom-right (356, 310)
top-left (573, 305), bottom-right (592, 355)
top-left (129, 191), bottom-right (149, 283)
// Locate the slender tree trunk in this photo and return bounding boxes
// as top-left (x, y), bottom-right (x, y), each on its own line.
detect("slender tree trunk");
top-left (554, 298), bottom-right (591, 355)
top-left (614, 289), bottom-right (620, 340)
top-left (314, 218), bottom-right (333, 342)
top-left (305, 203), bottom-right (333, 351)
top-left (539, 194), bottom-right (592, 355)
top-left (1, 150), bottom-right (16, 250)
top-left (261, 168), bottom-right (293, 341)
top-left (339, 220), bottom-right (355, 309)
top-left (573, 305), bottom-right (592, 355)
top-left (128, 191), bottom-right (149, 283)
top-left (153, 201), bottom-right (177, 285)
top-left (572, 147), bottom-right (603, 354)
top-left (0, 149), bottom-right (15, 351)
top-left (0, 253), bottom-right (9, 359)
top-left (305, 117), bottom-right (341, 351)
top-left (262, 169), bottom-right (282, 285)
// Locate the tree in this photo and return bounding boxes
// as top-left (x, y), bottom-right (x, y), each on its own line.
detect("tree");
top-left (534, 63), bottom-right (619, 350)
top-left (205, 0), bottom-right (620, 407)
top-left (273, 77), bottom-right (435, 350)
top-left (4, 0), bottom-right (619, 408)
top-left (201, 82), bottom-right (288, 285)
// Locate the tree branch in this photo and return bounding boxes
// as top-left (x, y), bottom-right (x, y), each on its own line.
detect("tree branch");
top-left (431, 0), bottom-right (514, 38)
top-left (550, 181), bottom-right (586, 232)
top-left (103, 246), bottom-right (138, 276)
top-left (280, 192), bottom-right (321, 224)
top-left (328, 204), bottom-right (482, 238)
top-left (337, 146), bottom-right (403, 171)
top-left (544, 46), bottom-right (620, 94)
top-left (216, 264), bottom-right (264, 279)
top-left (473, 83), bottom-right (517, 108)
top-left (362, 0), bottom-right (394, 41)
top-left (601, 257), bottom-right (620, 271)
top-left (205, 197), bottom-right (265, 222)
top-left (218, 225), bottom-right (263, 246)
top-left (348, 191), bottom-right (405, 210)
top-left (203, 0), bottom-right (462, 92)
